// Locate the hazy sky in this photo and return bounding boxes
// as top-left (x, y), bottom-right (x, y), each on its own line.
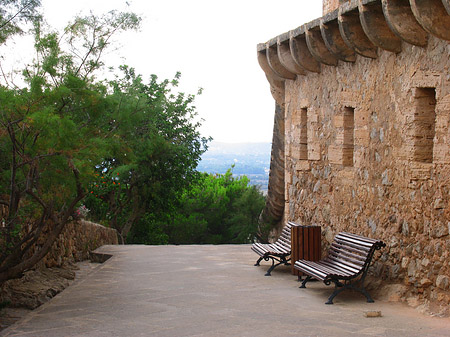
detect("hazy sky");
top-left (39, 0), bottom-right (322, 143)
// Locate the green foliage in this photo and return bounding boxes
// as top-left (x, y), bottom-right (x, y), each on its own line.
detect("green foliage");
top-left (128, 167), bottom-right (266, 245)
top-left (0, 0), bottom-right (41, 44)
top-left (84, 66), bottom-right (210, 241)
top-left (127, 213), bottom-right (169, 245)
top-left (0, 8), bottom-right (143, 282)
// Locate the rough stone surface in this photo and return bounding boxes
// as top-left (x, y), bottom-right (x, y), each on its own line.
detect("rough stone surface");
top-left (323, 0), bottom-right (340, 14)
top-left (280, 34), bottom-right (450, 311)
top-left (0, 221), bottom-right (117, 311)
top-left (380, 284), bottom-right (407, 302)
top-left (0, 266), bottom-right (75, 310)
top-left (34, 220), bottom-right (118, 268)
top-left (364, 310), bottom-right (382, 318)
top-left (436, 275), bottom-right (450, 290)
top-left (0, 261), bottom-right (100, 332)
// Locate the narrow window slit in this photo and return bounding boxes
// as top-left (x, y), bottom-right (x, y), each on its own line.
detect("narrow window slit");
top-left (343, 107), bottom-right (354, 167)
top-left (413, 87), bottom-right (436, 163)
top-left (299, 108), bottom-right (308, 160)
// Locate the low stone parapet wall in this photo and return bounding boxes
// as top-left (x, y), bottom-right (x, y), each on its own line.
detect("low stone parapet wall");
top-left (39, 220), bottom-right (118, 268)
top-left (1, 221), bottom-right (118, 311)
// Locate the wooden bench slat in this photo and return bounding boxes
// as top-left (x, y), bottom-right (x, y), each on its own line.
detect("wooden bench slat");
top-left (280, 231), bottom-right (291, 239)
top-left (294, 261), bottom-right (328, 279)
top-left (298, 260), bottom-right (352, 278)
top-left (264, 246), bottom-right (285, 255)
top-left (330, 242), bottom-right (368, 258)
top-left (277, 238), bottom-right (291, 248)
top-left (252, 243), bottom-right (287, 255)
top-left (326, 253), bottom-right (366, 269)
top-left (271, 245), bottom-right (290, 255)
top-left (322, 257), bottom-right (361, 275)
top-left (328, 246), bottom-right (367, 266)
top-left (322, 257), bottom-right (360, 274)
top-left (333, 238), bottom-right (371, 253)
top-left (296, 259), bottom-right (348, 277)
top-left (280, 234), bottom-right (290, 240)
top-left (315, 264), bottom-right (354, 278)
top-left (334, 235), bottom-right (372, 249)
top-left (340, 232), bottom-right (380, 244)
top-left (251, 245), bottom-right (268, 256)
top-left (273, 241), bottom-right (290, 250)
top-left (329, 245), bottom-right (367, 261)
top-left (328, 253), bottom-right (366, 268)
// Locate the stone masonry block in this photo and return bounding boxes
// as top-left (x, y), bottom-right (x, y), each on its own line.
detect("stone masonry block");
top-left (285, 145), bottom-right (292, 157)
top-left (336, 168), bottom-right (355, 185)
top-left (355, 128), bottom-right (370, 146)
top-left (285, 171), bottom-right (292, 185)
top-left (333, 115), bottom-right (344, 127)
top-left (408, 163), bottom-right (432, 181)
top-left (296, 160), bottom-right (311, 171)
top-left (354, 111), bottom-right (369, 128)
top-left (336, 133), bottom-right (345, 143)
top-left (411, 72), bottom-right (441, 88)
top-left (292, 112), bottom-right (301, 125)
top-left (265, 28), bottom-right (450, 308)
top-left (309, 112), bottom-right (319, 123)
top-left (300, 98), bottom-right (310, 108)
top-left (436, 94), bottom-right (450, 111)
top-left (308, 143), bottom-right (321, 161)
top-left (290, 145), bottom-right (301, 160)
top-left (433, 144), bottom-right (450, 163)
top-left (339, 91), bottom-right (360, 108)
top-left (354, 149), bottom-right (365, 168)
top-left (435, 115), bottom-right (450, 131)
top-left (328, 145), bottom-right (343, 164)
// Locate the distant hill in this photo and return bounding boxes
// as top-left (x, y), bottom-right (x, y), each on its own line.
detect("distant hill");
top-left (196, 141), bottom-right (271, 193)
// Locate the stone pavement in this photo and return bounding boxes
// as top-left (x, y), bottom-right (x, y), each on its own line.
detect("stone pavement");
top-left (1, 245), bottom-right (450, 337)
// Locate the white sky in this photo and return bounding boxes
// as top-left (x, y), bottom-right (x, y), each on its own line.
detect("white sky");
top-left (39, 1), bottom-right (323, 143)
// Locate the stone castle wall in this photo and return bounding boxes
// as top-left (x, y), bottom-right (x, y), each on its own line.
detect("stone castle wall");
top-left (323, 0), bottom-right (340, 14)
top-left (283, 35), bottom-right (450, 312)
top-left (37, 220), bottom-right (118, 268)
top-left (257, 0), bottom-right (450, 315)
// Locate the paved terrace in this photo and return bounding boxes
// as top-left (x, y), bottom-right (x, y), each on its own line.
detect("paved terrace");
top-left (2, 245), bottom-right (450, 337)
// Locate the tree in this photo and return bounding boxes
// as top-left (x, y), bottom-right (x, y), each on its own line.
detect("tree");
top-left (84, 67), bottom-right (210, 242)
top-left (0, 10), bottom-right (140, 283)
top-left (0, 0), bottom-right (41, 44)
top-left (154, 167), bottom-right (267, 245)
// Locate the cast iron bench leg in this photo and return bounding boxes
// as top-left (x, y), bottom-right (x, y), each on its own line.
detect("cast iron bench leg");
top-left (362, 289), bottom-right (374, 303)
top-left (299, 275), bottom-right (312, 288)
top-left (265, 257), bottom-right (276, 276)
top-left (254, 256), bottom-right (264, 266)
top-left (358, 285), bottom-right (375, 303)
top-left (326, 281), bottom-right (375, 304)
top-left (326, 285), bottom-right (347, 304)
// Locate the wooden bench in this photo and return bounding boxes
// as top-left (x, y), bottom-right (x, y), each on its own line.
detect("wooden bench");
top-left (294, 232), bottom-right (385, 304)
top-left (251, 222), bottom-right (294, 276)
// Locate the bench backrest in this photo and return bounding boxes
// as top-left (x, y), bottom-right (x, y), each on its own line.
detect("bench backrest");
top-left (275, 222), bottom-right (293, 251)
top-left (327, 232), bottom-right (385, 276)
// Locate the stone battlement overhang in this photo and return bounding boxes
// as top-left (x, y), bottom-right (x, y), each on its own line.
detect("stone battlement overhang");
top-left (257, 0), bottom-right (450, 89)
